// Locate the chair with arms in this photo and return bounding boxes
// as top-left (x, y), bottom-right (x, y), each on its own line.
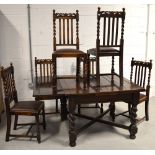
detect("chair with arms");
top-left (52, 9), bottom-right (89, 83)
top-left (115, 58), bottom-right (152, 123)
top-left (35, 57), bottom-right (59, 114)
top-left (87, 7), bottom-right (125, 85)
top-left (1, 63), bottom-right (46, 143)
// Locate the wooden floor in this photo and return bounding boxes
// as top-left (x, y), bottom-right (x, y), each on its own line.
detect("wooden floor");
top-left (0, 97), bottom-right (155, 150)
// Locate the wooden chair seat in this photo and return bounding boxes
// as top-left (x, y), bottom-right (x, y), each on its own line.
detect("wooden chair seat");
top-left (11, 101), bottom-right (44, 115)
top-left (88, 47), bottom-right (120, 56)
top-left (139, 93), bottom-right (147, 103)
top-left (53, 49), bottom-right (86, 57)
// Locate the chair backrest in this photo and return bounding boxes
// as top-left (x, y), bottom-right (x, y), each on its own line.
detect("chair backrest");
top-left (96, 7), bottom-right (125, 48)
top-left (35, 57), bottom-right (53, 84)
top-left (1, 63), bottom-right (18, 112)
top-left (130, 57), bottom-right (152, 94)
top-left (53, 9), bottom-right (79, 51)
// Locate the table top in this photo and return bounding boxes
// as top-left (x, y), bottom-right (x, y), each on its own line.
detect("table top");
top-left (33, 74), bottom-right (145, 98)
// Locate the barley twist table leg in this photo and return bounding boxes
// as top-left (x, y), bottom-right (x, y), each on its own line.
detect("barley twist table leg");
top-left (129, 93), bottom-right (139, 139)
top-left (68, 98), bottom-right (77, 147)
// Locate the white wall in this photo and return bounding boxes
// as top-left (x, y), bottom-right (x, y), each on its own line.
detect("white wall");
top-left (147, 5), bottom-right (155, 95)
top-left (0, 5), bottom-right (31, 100)
top-left (0, 4), bottom-right (155, 102)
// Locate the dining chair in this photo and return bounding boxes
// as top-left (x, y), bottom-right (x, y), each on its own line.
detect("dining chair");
top-left (77, 57), bottom-right (104, 114)
top-left (35, 57), bottom-right (59, 114)
top-left (87, 7), bottom-right (125, 85)
top-left (52, 9), bottom-right (89, 83)
top-left (115, 58), bottom-right (152, 123)
top-left (1, 63), bottom-right (46, 143)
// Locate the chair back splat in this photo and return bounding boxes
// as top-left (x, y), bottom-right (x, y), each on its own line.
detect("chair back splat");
top-left (35, 57), bottom-right (54, 84)
top-left (96, 7), bottom-right (125, 48)
top-left (53, 10), bottom-right (79, 50)
top-left (130, 57), bottom-right (152, 94)
top-left (1, 63), bottom-right (18, 113)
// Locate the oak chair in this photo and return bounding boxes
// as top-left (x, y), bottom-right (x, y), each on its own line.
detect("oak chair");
top-left (52, 9), bottom-right (89, 82)
top-left (115, 58), bottom-right (152, 123)
top-left (35, 57), bottom-right (59, 114)
top-left (87, 7), bottom-right (125, 85)
top-left (77, 57), bottom-right (104, 114)
top-left (1, 63), bottom-right (46, 143)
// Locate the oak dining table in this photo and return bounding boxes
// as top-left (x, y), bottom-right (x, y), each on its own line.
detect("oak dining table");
top-left (33, 74), bottom-right (145, 147)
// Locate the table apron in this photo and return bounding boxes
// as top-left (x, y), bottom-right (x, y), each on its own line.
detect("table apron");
top-left (68, 92), bottom-right (137, 104)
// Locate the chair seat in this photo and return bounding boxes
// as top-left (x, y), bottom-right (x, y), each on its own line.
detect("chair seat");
top-left (87, 47), bottom-right (120, 56)
top-left (11, 101), bottom-right (44, 115)
top-left (53, 48), bottom-right (86, 57)
top-left (139, 93), bottom-right (147, 103)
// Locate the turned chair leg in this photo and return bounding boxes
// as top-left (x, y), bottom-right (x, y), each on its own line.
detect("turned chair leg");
top-left (145, 101), bottom-right (149, 121)
top-left (35, 115), bottom-right (41, 143)
top-left (119, 55), bottom-right (123, 85)
top-left (13, 115), bottom-right (18, 130)
top-left (6, 115), bottom-right (11, 142)
top-left (111, 56), bottom-right (115, 74)
top-left (42, 105), bottom-right (46, 130)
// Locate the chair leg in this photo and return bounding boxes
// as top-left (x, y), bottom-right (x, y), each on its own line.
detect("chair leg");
top-left (76, 57), bottom-right (80, 78)
top-left (128, 103), bottom-right (131, 116)
top-left (35, 115), bottom-right (41, 143)
top-left (111, 56), bottom-right (115, 74)
top-left (111, 56), bottom-right (115, 84)
top-left (52, 55), bottom-right (57, 85)
top-left (6, 115), bottom-right (11, 142)
top-left (78, 105), bottom-right (81, 114)
top-left (100, 103), bottom-right (103, 114)
top-left (109, 102), bottom-right (115, 122)
top-left (145, 101), bottom-right (149, 121)
top-left (119, 55), bottom-right (123, 85)
top-left (56, 99), bottom-right (59, 113)
top-left (96, 56), bottom-right (100, 86)
top-left (13, 115), bottom-right (18, 130)
top-left (42, 105), bottom-right (46, 130)
top-left (95, 103), bottom-right (98, 108)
